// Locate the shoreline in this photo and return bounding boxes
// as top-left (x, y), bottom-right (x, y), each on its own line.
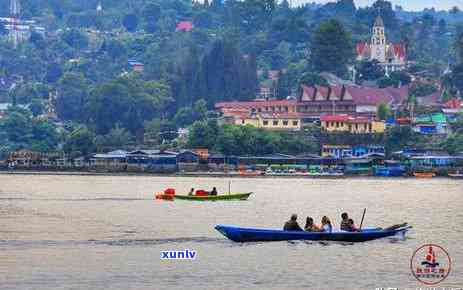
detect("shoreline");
top-left (0, 170), bottom-right (458, 179)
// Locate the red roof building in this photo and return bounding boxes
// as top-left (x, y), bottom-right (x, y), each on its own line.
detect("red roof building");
top-left (443, 98), bottom-right (462, 109)
top-left (176, 21), bottom-right (193, 32)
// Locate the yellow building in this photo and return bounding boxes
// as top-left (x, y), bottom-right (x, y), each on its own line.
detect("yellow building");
top-left (320, 115), bottom-right (385, 134)
top-left (229, 113), bottom-right (301, 130)
top-left (257, 113), bottom-right (301, 130)
top-left (218, 102), bottom-right (302, 131)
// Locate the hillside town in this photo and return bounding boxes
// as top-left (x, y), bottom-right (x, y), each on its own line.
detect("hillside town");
top-left (1, 1), bottom-right (463, 177)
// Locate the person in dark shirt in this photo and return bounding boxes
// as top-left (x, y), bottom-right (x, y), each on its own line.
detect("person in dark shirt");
top-left (340, 212), bottom-right (356, 232)
top-left (210, 187), bottom-right (218, 196)
top-left (340, 212), bottom-right (349, 230)
top-left (283, 214), bottom-right (303, 231)
top-left (188, 188), bottom-right (195, 196)
top-left (304, 216), bottom-right (321, 232)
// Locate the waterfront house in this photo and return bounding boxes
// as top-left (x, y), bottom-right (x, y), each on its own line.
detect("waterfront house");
top-left (8, 150), bottom-right (42, 168)
top-left (126, 150), bottom-right (177, 173)
top-left (352, 145), bottom-right (385, 157)
top-left (208, 154), bottom-right (239, 171)
top-left (321, 145), bottom-right (352, 158)
top-left (343, 158), bottom-right (374, 175)
top-left (238, 153), bottom-right (298, 169)
top-left (410, 155), bottom-right (456, 168)
top-left (321, 144), bottom-right (385, 159)
top-left (176, 150), bottom-right (200, 172)
top-left (90, 150), bottom-right (128, 171)
top-left (73, 157), bottom-right (87, 168)
top-left (374, 160), bottom-right (406, 177)
top-left (412, 113), bottom-right (448, 135)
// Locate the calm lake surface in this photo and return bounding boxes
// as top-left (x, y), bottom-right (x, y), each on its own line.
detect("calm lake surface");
top-left (0, 174), bottom-right (462, 290)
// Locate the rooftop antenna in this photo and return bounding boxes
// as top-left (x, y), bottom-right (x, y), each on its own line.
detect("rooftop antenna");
top-left (9, 0), bottom-right (21, 49)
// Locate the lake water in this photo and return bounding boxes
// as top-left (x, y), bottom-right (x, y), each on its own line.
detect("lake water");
top-left (0, 174), bottom-right (462, 290)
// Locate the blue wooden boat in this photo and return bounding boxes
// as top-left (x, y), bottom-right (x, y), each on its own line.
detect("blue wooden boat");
top-left (215, 224), bottom-right (411, 243)
top-left (374, 167), bottom-right (406, 177)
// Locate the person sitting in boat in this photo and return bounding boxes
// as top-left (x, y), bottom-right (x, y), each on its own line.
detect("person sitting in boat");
top-left (304, 217), bottom-right (321, 232)
top-left (347, 219), bottom-right (359, 232)
top-left (283, 214), bottom-right (303, 231)
top-left (320, 216), bottom-right (332, 233)
top-left (210, 187), bottom-right (218, 196)
top-left (340, 212), bottom-right (358, 232)
top-left (188, 188), bottom-right (195, 196)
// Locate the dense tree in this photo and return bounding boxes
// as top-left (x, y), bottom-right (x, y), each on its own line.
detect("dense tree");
top-left (95, 124), bottom-right (133, 150)
top-left (450, 64), bottom-right (463, 96)
top-left (385, 125), bottom-right (424, 155)
top-left (30, 120), bottom-right (59, 152)
top-left (0, 108), bottom-right (32, 144)
top-left (173, 99), bottom-right (208, 127)
top-left (104, 39), bottom-right (128, 61)
top-left (63, 126), bottom-right (96, 156)
top-left (311, 19), bottom-right (354, 76)
top-left (453, 27), bottom-right (463, 63)
top-left (377, 71), bottom-right (411, 88)
top-left (409, 82), bottom-right (438, 97)
top-left (10, 82), bottom-right (49, 104)
top-left (62, 29), bottom-right (89, 50)
top-left (187, 119), bottom-right (220, 149)
top-left (356, 60), bottom-right (384, 82)
top-left (440, 131), bottom-right (463, 155)
top-left (122, 14), bottom-right (139, 32)
top-left (143, 2), bottom-right (162, 33)
top-left (0, 107), bottom-right (58, 152)
top-left (377, 103), bottom-right (390, 121)
top-left (188, 121), bottom-right (318, 155)
top-left (198, 38), bottom-right (258, 106)
top-left (29, 99), bottom-right (44, 117)
top-left (299, 73), bottom-right (329, 87)
top-left (86, 75), bottom-right (172, 134)
top-left (56, 73), bottom-right (89, 122)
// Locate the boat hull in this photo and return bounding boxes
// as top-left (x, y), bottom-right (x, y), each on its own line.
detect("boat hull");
top-left (413, 172), bottom-right (435, 178)
top-left (215, 224), bottom-right (411, 243)
top-left (174, 192), bottom-right (252, 201)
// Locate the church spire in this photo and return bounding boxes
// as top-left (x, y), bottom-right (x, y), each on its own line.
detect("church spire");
top-left (374, 15), bottom-right (384, 27)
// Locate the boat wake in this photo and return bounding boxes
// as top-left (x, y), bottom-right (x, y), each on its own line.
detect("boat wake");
top-left (0, 197), bottom-right (153, 201)
top-left (0, 236), bottom-right (227, 249)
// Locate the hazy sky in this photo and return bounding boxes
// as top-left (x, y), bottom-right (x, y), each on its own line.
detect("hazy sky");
top-left (293, 0), bottom-right (462, 11)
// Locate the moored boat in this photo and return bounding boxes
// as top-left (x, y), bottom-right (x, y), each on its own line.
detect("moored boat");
top-left (239, 170), bottom-right (263, 176)
top-left (215, 224), bottom-right (411, 243)
top-left (413, 172), bottom-right (436, 178)
top-left (448, 173), bottom-right (463, 179)
top-left (175, 192), bottom-right (252, 201)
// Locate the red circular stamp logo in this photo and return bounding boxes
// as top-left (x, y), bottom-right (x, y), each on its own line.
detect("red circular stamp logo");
top-left (410, 244), bottom-right (451, 285)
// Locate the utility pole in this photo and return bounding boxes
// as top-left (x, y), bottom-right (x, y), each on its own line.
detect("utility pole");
top-left (10, 0), bottom-right (21, 49)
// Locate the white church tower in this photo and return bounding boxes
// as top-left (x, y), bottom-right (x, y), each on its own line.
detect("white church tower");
top-left (370, 15), bottom-right (386, 63)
